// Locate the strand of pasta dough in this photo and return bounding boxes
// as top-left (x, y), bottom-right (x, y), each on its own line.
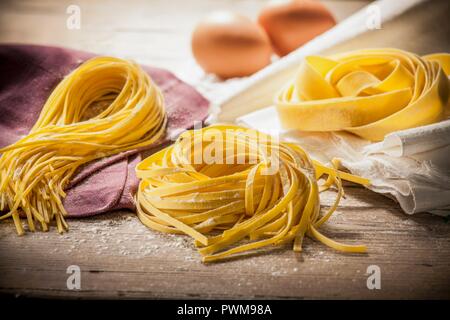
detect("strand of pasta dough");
top-left (276, 48), bottom-right (450, 141)
top-left (136, 125), bottom-right (369, 262)
top-left (0, 56), bottom-right (166, 234)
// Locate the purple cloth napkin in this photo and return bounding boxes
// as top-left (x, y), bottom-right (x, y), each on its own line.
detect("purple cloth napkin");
top-left (0, 44), bottom-right (209, 217)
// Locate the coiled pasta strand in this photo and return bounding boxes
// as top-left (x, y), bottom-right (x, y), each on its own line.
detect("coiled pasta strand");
top-left (136, 125), bottom-right (369, 262)
top-left (0, 56), bottom-right (167, 234)
top-left (276, 49), bottom-right (450, 141)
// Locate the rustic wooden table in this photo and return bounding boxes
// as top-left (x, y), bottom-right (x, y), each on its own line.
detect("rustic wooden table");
top-left (0, 0), bottom-right (449, 299)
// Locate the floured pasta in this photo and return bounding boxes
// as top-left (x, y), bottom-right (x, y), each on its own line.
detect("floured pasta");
top-left (0, 56), bottom-right (166, 234)
top-left (136, 125), bottom-right (369, 262)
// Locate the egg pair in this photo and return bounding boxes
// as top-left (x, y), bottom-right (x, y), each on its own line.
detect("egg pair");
top-left (192, 0), bottom-right (336, 79)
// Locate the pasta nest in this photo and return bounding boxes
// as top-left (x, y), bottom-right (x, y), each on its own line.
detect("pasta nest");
top-left (0, 57), bottom-right (167, 234)
top-left (276, 48), bottom-right (450, 141)
top-left (136, 125), bottom-right (369, 262)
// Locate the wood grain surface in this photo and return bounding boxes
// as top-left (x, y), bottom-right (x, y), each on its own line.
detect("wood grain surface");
top-left (0, 0), bottom-right (449, 299)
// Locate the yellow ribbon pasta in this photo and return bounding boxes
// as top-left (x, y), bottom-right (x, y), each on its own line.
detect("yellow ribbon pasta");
top-left (276, 48), bottom-right (450, 141)
top-left (136, 125), bottom-right (369, 262)
top-left (0, 56), bottom-right (167, 234)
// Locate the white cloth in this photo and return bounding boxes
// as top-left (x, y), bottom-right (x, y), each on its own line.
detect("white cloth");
top-left (237, 106), bottom-right (450, 216)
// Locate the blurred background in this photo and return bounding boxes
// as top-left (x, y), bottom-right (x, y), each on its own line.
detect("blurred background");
top-left (1, 0), bottom-right (447, 77)
top-left (0, 0), bottom-right (360, 71)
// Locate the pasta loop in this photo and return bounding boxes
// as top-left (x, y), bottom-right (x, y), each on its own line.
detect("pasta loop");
top-left (276, 49), bottom-right (450, 141)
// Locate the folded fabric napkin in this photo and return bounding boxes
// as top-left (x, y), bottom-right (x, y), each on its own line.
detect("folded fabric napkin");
top-left (238, 106), bottom-right (450, 216)
top-left (0, 44), bottom-right (209, 217)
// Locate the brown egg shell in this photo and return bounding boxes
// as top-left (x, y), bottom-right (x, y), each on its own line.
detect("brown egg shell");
top-left (258, 0), bottom-right (336, 57)
top-left (192, 11), bottom-right (273, 79)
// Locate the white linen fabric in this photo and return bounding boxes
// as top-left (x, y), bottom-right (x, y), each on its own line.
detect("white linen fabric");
top-left (237, 106), bottom-right (450, 216)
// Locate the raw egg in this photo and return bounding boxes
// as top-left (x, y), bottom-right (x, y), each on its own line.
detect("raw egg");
top-left (258, 0), bottom-right (336, 56)
top-left (191, 11), bottom-right (272, 79)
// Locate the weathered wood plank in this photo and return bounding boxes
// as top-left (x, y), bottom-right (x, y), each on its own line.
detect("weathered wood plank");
top-left (0, 186), bottom-right (449, 299)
